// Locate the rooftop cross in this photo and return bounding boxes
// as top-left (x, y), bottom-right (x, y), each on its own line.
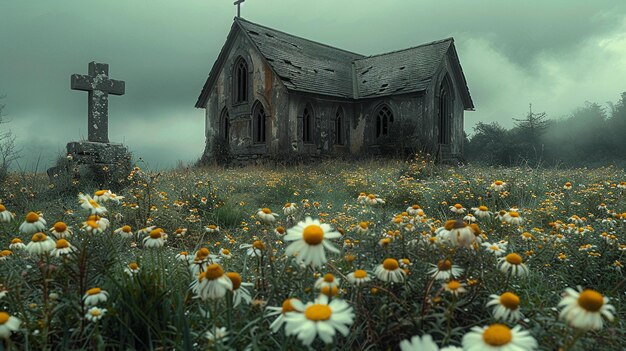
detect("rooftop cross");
top-left (71, 62), bottom-right (125, 143)
top-left (234, 0), bottom-right (245, 17)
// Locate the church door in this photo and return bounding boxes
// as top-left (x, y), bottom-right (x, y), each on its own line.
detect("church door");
top-left (437, 76), bottom-right (453, 145)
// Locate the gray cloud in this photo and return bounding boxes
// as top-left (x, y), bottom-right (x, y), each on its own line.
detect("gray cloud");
top-left (1, 0), bottom-right (625, 170)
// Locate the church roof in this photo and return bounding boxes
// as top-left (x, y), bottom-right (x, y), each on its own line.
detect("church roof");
top-left (196, 18), bottom-right (474, 109)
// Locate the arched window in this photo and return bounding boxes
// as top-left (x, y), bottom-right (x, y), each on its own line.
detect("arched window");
top-left (234, 57), bottom-right (248, 103)
top-left (375, 105), bottom-right (394, 138)
top-left (438, 74), bottom-right (453, 144)
top-left (335, 107), bottom-right (344, 145)
top-left (220, 108), bottom-right (230, 142)
top-left (252, 102), bottom-right (266, 143)
top-left (302, 104), bottom-right (314, 144)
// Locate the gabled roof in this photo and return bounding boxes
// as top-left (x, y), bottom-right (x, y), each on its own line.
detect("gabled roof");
top-left (196, 18), bottom-right (474, 109)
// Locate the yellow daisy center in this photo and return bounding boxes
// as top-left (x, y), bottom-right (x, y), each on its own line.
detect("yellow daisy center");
top-left (11, 238), bottom-right (22, 244)
top-left (149, 229), bottom-right (162, 239)
top-left (202, 264), bottom-right (224, 280)
top-left (179, 251), bottom-right (188, 256)
top-left (207, 225), bottom-right (217, 229)
top-left (508, 211), bottom-right (520, 218)
top-left (447, 280), bottom-right (461, 290)
top-left (282, 299), bottom-right (296, 314)
top-left (226, 272), bottom-right (242, 290)
top-left (284, 203), bottom-right (292, 207)
top-left (261, 208), bottom-right (272, 214)
top-left (479, 206), bottom-right (488, 211)
top-left (577, 289), bottom-right (604, 312)
top-left (25, 212), bottom-right (40, 223)
top-left (0, 250), bottom-right (11, 257)
top-left (31, 232), bottom-right (47, 242)
top-left (86, 220), bottom-right (99, 229)
top-left (196, 248), bottom-right (210, 258)
top-left (367, 194), bottom-right (376, 199)
top-left (56, 239), bottom-right (70, 249)
top-left (500, 292), bottom-right (520, 310)
top-left (383, 258), bottom-right (399, 270)
top-left (412, 204), bottom-right (420, 209)
top-left (87, 287), bottom-right (101, 295)
top-left (89, 200), bottom-right (100, 208)
top-left (323, 273), bottom-right (334, 282)
top-left (303, 224), bottom-right (324, 245)
top-left (353, 270), bottom-right (367, 279)
top-left (252, 240), bottom-right (266, 250)
top-left (54, 222), bottom-right (68, 232)
top-left (90, 309), bottom-right (102, 317)
top-left (454, 204), bottom-right (463, 209)
top-left (495, 181), bottom-right (503, 185)
top-left (320, 285), bottom-right (339, 297)
top-left (129, 262), bottom-right (139, 270)
top-left (221, 249), bottom-right (230, 255)
top-left (438, 259), bottom-right (452, 271)
top-left (505, 253), bottom-right (522, 265)
top-left (482, 324), bottom-right (513, 346)
top-left (0, 204), bottom-right (5, 211)
top-left (0, 312), bottom-right (9, 324)
top-left (121, 225), bottom-right (131, 232)
top-left (276, 226), bottom-right (285, 234)
top-left (359, 222), bottom-right (368, 229)
top-left (444, 220), bottom-right (457, 230)
top-left (95, 190), bottom-right (107, 196)
top-left (304, 304), bottom-right (332, 321)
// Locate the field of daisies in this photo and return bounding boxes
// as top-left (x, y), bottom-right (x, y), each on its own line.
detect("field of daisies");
top-left (0, 156), bottom-right (624, 350)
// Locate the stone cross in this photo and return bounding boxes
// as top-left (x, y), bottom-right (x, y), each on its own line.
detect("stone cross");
top-left (71, 62), bottom-right (125, 143)
top-left (234, 0), bottom-right (245, 17)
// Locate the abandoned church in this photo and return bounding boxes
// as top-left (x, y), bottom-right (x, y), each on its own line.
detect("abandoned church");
top-left (196, 17), bottom-right (474, 164)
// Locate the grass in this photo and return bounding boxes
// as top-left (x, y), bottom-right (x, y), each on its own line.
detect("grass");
top-left (0, 156), bottom-right (624, 350)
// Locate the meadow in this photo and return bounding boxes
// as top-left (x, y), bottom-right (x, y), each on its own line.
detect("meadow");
top-left (0, 156), bottom-right (624, 350)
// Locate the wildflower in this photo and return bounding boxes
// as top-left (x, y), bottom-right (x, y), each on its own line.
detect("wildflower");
top-left (266, 298), bottom-right (304, 332)
top-left (503, 211), bottom-right (523, 225)
top-left (444, 280), bottom-right (467, 297)
top-left (219, 248), bottom-right (232, 259)
top-left (355, 221), bottom-right (369, 235)
top-left (50, 222), bottom-right (73, 238)
top-left (498, 253), bottom-right (529, 277)
top-left (374, 258), bottom-right (406, 283)
top-left (0, 204), bottom-right (15, 223)
top-left (364, 194), bottom-right (385, 205)
top-left (283, 202), bottom-right (297, 216)
top-left (558, 287), bottom-right (615, 330)
top-left (356, 192), bottom-right (367, 204)
top-left (520, 232), bottom-right (534, 241)
top-left (205, 224), bottom-right (220, 233)
top-left (490, 180), bottom-right (507, 192)
top-left (315, 273), bottom-right (340, 292)
top-left (191, 263), bottom-right (232, 300)
top-left (81, 215), bottom-right (109, 234)
top-left (93, 189), bottom-right (112, 202)
top-left (346, 269), bottom-right (371, 286)
top-left (463, 214), bottom-right (477, 223)
top-left (124, 262), bottom-right (140, 276)
top-left (486, 292), bottom-right (523, 323)
top-left (19, 212), bottom-right (47, 235)
top-left (85, 307), bottom-right (107, 322)
top-left (0, 312), bottom-right (21, 339)
top-left (472, 205), bottom-right (493, 218)
top-left (449, 203), bottom-right (466, 214)
top-left (83, 288), bottom-right (108, 306)
top-left (462, 324), bottom-right (537, 351)
top-left (563, 182), bottom-right (572, 190)
top-left (226, 272), bottom-right (253, 307)
top-left (283, 294), bottom-right (354, 345)
top-left (113, 225), bottom-right (133, 239)
top-left (176, 251), bottom-right (189, 262)
top-left (205, 327), bottom-right (229, 342)
top-left (283, 217), bottom-right (341, 268)
top-left (0, 250), bottom-right (11, 260)
top-left (50, 239), bottom-right (75, 257)
top-left (173, 228), bottom-right (187, 238)
top-left (445, 220), bottom-right (475, 248)
top-left (257, 208), bottom-right (278, 223)
top-left (143, 228), bottom-right (165, 248)
top-left (240, 240), bottom-right (266, 257)
top-left (427, 259), bottom-right (464, 281)
top-left (25, 232), bottom-right (56, 255)
top-left (9, 238), bottom-right (25, 250)
top-left (406, 204), bottom-right (421, 216)
top-left (482, 242), bottom-right (507, 257)
top-left (78, 193), bottom-right (107, 215)
top-left (399, 334), bottom-right (461, 351)
top-left (274, 226), bottom-right (286, 236)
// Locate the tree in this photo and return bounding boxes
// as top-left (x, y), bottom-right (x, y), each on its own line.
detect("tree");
top-left (0, 96), bottom-right (20, 183)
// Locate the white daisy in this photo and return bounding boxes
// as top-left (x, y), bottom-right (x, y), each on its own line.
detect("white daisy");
top-left (490, 180), bottom-right (507, 192)
top-left (558, 287), bottom-right (615, 330)
top-left (191, 263), bottom-right (233, 300)
top-left (142, 228), bottom-right (165, 248)
top-left (283, 202), bottom-right (297, 216)
top-left (399, 334), bottom-right (439, 351)
top-left (498, 253), bottom-right (529, 277)
top-left (85, 307), bottom-right (107, 322)
top-left (226, 272), bottom-right (254, 307)
top-left (240, 240), bottom-right (266, 257)
top-left (283, 217), bottom-right (341, 268)
top-left (50, 221), bottom-right (73, 238)
top-left (503, 211), bottom-right (523, 225)
top-left (374, 258), bottom-right (406, 283)
top-left (266, 298), bottom-right (304, 333)
top-left (0, 204), bottom-right (15, 223)
top-left (257, 208), bottom-right (278, 223)
top-left (449, 204), bottom-right (466, 214)
top-left (364, 194), bottom-right (385, 206)
top-left (482, 242), bottom-right (507, 257)
top-left (124, 262), bottom-right (141, 276)
top-left (78, 193), bottom-right (107, 215)
top-left (19, 212), bottom-right (47, 235)
top-left (486, 292), bottom-right (523, 323)
top-left (25, 232), bottom-right (56, 255)
top-left (443, 280), bottom-right (467, 297)
top-left (0, 312), bottom-right (21, 339)
top-left (83, 288), bottom-right (108, 306)
top-left (205, 224), bottom-right (220, 233)
top-left (346, 269), bottom-right (372, 286)
top-left (113, 225), bottom-right (134, 239)
top-left (462, 324), bottom-right (537, 351)
top-left (205, 326), bottom-right (229, 342)
top-left (472, 205), bottom-right (493, 218)
top-left (427, 260), bottom-right (464, 281)
top-left (50, 239), bottom-right (76, 257)
top-left (9, 238), bottom-right (25, 250)
top-left (283, 294), bottom-right (354, 346)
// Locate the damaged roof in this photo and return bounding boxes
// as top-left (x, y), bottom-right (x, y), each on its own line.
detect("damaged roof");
top-left (196, 18), bottom-right (474, 109)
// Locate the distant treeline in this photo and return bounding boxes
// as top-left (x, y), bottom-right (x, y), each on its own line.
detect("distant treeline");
top-left (466, 92), bottom-right (626, 167)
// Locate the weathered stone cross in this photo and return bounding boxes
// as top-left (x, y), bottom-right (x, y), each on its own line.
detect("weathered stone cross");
top-left (234, 0), bottom-right (245, 17)
top-left (71, 62), bottom-right (125, 143)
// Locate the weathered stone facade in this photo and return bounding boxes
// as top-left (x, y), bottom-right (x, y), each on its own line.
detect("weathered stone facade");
top-left (196, 18), bottom-right (474, 164)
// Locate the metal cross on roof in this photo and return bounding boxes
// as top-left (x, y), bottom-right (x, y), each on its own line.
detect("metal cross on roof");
top-left (234, 0), bottom-right (245, 17)
top-left (71, 62), bottom-right (125, 143)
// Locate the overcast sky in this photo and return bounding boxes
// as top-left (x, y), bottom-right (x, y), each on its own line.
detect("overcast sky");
top-left (1, 0), bottom-right (625, 170)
